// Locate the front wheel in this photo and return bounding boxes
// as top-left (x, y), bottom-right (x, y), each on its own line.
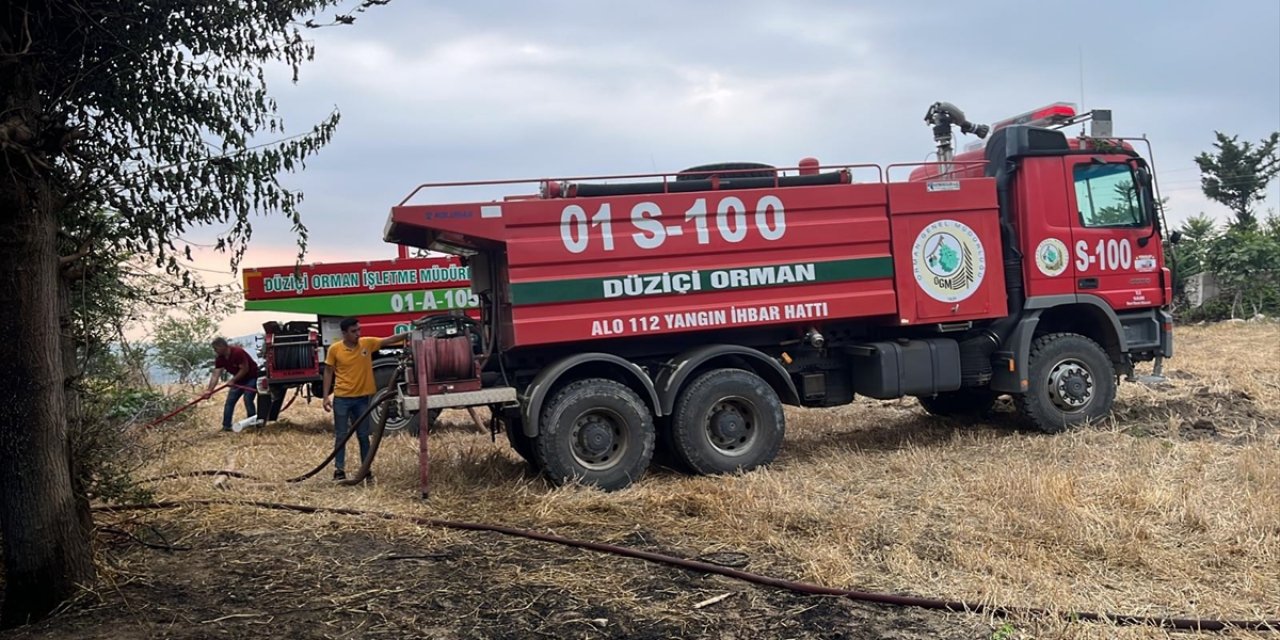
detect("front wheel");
top-left (670, 368), bottom-right (785, 475)
top-left (1018, 333), bottom-right (1117, 433)
top-left (534, 378), bottom-right (655, 491)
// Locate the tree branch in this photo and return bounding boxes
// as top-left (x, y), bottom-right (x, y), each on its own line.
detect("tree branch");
top-left (59, 241), bottom-right (91, 267)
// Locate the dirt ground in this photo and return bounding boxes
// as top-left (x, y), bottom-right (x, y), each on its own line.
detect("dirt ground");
top-left (7, 516), bottom-right (989, 640)
top-left (4, 321), bottom-right (1279, 639)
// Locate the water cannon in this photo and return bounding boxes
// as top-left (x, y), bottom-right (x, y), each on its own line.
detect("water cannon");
top-left (924, 101), bottom-right (990, 140)
top-left (924, 101), bottom-right (990, 173)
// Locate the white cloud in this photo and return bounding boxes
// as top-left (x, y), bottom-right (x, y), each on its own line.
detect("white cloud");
top-left (210, 0), bottom-right (1278, 339)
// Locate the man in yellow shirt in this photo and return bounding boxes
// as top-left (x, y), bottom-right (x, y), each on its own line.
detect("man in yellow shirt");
top-left (323, 317), bottom-right (408, 480)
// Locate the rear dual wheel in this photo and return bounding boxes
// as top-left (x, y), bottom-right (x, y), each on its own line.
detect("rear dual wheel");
top-left (534, 379), bottom-right (655, 491)
top-left (668, 368), bottom-right (785, 475)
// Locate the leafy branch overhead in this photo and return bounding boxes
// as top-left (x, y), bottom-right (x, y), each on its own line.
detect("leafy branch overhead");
top-left (306, 0), bottom-right (391, 28)
top-left (1, 1), bottom-right (392, 287)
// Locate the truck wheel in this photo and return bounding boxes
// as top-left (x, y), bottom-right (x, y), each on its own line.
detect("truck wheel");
top-left (372, 359), bottom-right (418, 434)
top-left (917, 390), bottom-right (998, 418)
top-left (671, 368), bottom-right (785, 475)
top-left (534, 378), bottom-right (655, 491)
top-left (1018, 333), bottom-right (1116, 433)
top-left (676, 162), bottom-right (777, 181)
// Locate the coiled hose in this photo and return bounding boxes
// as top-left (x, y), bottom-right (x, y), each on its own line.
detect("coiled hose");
top-left (271, 343), bottom-right (315, 371)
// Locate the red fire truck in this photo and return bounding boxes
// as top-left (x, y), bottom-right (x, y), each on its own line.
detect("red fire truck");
top-left (241, 252), bottom-right (477, 432)
top-left (378, 102), bottom-right (1173, 492)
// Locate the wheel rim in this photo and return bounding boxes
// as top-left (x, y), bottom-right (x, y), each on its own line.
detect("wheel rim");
top-left (570, 408), bottom-right (628, 470)
top-left (702, 396), bottom-right (758, 457)
top-left (371, 396), bottom-right (412, 431)
top-left (1046, 358), bottom-right (1094, 412)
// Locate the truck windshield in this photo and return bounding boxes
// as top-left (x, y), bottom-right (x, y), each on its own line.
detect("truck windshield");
top-left (1073, 163), bottom-right (1144, 228)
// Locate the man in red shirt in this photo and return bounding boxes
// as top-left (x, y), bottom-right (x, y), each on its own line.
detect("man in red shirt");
top-left (203, 337), bottom-right (261, 432)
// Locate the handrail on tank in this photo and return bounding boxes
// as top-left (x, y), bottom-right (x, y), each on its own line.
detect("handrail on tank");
top-left (396, 162), bottom-right (887, 207)
top-left (884, 160), bottom-right (989, 182)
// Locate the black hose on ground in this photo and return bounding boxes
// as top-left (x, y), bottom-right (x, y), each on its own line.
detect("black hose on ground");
top-left (285, 365), bottom-right (401, 484)
top-left (93, 499), bottom-right (1279, 633)
top-left (137, 368), bottom-right (403, 486)
top-left (338, 386), bottom-right (394, 486)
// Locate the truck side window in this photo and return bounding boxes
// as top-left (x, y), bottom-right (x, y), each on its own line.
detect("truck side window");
top-left (1073, 163), bottom-right (1144, 228)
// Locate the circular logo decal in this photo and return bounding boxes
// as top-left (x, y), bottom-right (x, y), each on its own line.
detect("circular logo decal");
top-left (1035, 238), bottom-right (1069, 277)
top-left (912, 219), bottom-right (986, 303)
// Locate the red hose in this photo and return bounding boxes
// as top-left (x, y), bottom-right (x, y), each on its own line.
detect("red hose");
top-left (142, 382), bottom-right (266, 430)
top-left (93, 499), bottom-right (1279, 633)
top-left (143, 384), bottom-right (228, 429)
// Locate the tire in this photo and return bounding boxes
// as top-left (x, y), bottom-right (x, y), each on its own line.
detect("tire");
top-left (676, 162), bottom-right (777, 181)
top-left (533, 378), bottom-right (655, 491)
top-left (917, 390), bottom-right (999, 418)
top-left (670, 368), bottom-right (785, 475)
top-left (372, 359), bottom-right (419, 435)
top-left (1018, 333), bottom-right (1117, 433)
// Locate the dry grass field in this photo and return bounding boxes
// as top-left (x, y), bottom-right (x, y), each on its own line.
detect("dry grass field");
top-left (9, 322), bottom-right (1279, 639)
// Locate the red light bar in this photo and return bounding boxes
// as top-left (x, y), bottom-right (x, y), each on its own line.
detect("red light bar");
top-left (990, 102), bottom-right (1077, 131)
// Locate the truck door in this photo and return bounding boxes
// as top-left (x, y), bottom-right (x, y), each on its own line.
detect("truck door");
top-left (1065, 159), bottom-right (1163, 310)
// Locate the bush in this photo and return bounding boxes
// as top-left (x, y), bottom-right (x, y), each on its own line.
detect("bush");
top-left (1172, 214), bottom-right (1280, 321)
top-left (68, 381), bottom-right (190, 505)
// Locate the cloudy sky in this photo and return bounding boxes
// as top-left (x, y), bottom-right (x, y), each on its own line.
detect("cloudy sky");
top-left (193, 0), bottom-right (1280, 338)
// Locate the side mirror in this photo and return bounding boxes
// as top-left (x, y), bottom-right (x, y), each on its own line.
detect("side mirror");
top-left (1168, 230), bottom-right (1182, 245)
top-left (1135, 167), bottom-right (1153, 188)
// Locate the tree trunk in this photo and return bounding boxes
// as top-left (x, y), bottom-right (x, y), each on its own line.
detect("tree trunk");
top-left (60, 272), bottom-right (97, 542)
top-left (0, 189), bottom-right (96, 627)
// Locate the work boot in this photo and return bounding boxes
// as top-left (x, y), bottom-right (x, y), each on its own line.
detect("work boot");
top-left (333, 469), bottom-right (346, 481)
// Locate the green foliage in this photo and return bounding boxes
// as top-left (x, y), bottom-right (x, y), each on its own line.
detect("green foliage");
top-left (1173, 131), bottom-right (1280, 320)
top-left (1194, 131), bottom-right (1280, 229)
top-left (1169, 213), bottom-right (1216, 296)
top-left (1174, 213), bottom-right (1280, 320)
top-left (989, 623), bottom-right (1022, 640)
top-left (1, 0), bottom-right (389, 623)
top-left (67, 381), bottom-right (192, 505)
top-left (5, 1), bottom-right (391, 296)
top-left (1207, 222), bottom-right (1280, 317)
top-left (151, 313), bottom-right (224, 384)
